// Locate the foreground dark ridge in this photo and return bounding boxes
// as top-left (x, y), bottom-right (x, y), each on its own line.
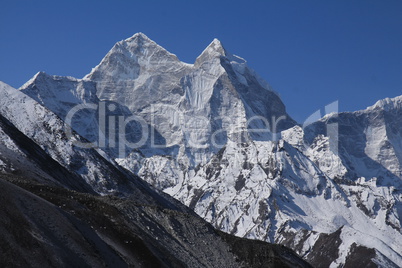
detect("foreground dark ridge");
top-left (0, 174), bottom-right (311, 268)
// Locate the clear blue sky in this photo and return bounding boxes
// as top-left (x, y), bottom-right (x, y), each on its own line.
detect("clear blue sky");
top-left (1, 0), bottom-right (401, 122)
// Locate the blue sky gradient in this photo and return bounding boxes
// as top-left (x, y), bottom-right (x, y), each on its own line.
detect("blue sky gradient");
top-left (1, 0), bottom-right (401, 122)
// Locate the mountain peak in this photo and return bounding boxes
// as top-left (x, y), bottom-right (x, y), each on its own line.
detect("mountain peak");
top-left (129, 32), bottom-right (150, 39)
top-left (204, 38), bottom-right (227, 56)
top-left (19, 71), bottom-right (48, 90)
top-left (116, 32), bottom-right (161, 53)
top-left (208, 38), bottom-right (226, 54)
top-left (123, 32), bottom-right (154, 46)
top-left (32, 71), bottom-right (48, 80)
top-left (85, 32), bottom-right (182, 80)
top-left (194, 38), bottom-right (229, 66)
top-left (20, 71), bottom-right (81, 91)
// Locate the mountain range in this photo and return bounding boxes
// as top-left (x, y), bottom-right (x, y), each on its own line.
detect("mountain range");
top-left (1, 32), bottom-right (401, 267)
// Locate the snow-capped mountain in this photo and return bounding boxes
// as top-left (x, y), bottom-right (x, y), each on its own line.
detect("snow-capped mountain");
top-left (22, 33), bottom-right (295, 164)
top-left (19, 33), bottom-right (402, 267)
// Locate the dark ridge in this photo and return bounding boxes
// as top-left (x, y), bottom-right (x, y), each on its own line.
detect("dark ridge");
top-left (344, 243), bottom-right (377, 268)
top-left (218, 231), bottom-right (313, 268)
top-left (0, 173), bottom-right (311, 267)
top-left (305, 227), bottom-right (342, 267)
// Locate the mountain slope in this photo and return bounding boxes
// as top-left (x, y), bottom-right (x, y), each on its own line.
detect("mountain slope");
top-left (0, 173), bottom-right (312, 268)
top-left (0, 80), bottom-right (156, 197)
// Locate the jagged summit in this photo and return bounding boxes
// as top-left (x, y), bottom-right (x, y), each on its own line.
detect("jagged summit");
top-left (123, 33), bottom-right (228, 62)
top-left (120, 33), bottom-right (229, 63)
top-left (125, 32), bottom-right (152, 42)
top-left (118, 32), bottom-right (177, 59)
top-left (84, 33), bottom-right (183, 81)
top-left (204, 38), bottom-right (227, 55)
top-left (195, 38), bottom-right (250, 68)
top-left (87, 33), bottom-right (244, 76)
top-left (19, 71), bottom-right (55, 90)
top-left (20, 71), bottom-right (81, 90)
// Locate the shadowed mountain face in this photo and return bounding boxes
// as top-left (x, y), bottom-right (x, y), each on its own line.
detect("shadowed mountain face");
top-left (0, 174), bottom-right (312, 268)
top-left (0, 173), bottom-right (312, 268)
top-left (8, 33), bottom-right (402, 267)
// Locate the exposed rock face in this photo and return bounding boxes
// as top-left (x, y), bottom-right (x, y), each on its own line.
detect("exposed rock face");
top-left (17, 33), bottom-right (402, 267)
